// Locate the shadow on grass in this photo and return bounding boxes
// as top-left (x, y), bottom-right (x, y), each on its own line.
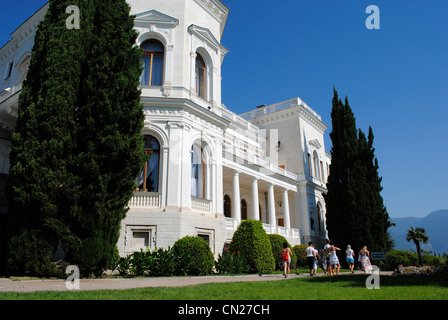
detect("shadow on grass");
top-left (300, 274), bottom-right (448, 288)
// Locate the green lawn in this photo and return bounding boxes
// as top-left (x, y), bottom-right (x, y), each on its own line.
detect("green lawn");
top-left (1, 274), bottom-right (447, 300)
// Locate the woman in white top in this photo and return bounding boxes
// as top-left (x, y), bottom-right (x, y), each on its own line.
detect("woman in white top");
top-left (327, 241), bottom-right (341, 275)
top-left (346, 245), bottom-right (355, 273)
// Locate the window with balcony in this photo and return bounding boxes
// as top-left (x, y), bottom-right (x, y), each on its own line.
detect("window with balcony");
top-left (141, 39), bottom-right (164, 86)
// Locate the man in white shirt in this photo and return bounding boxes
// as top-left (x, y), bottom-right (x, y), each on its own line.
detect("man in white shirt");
top-left (305, 242), bottom-right (316, 276)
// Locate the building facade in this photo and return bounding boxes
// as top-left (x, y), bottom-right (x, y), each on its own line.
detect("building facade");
top-left (0, 0), bottom-right (331, 258)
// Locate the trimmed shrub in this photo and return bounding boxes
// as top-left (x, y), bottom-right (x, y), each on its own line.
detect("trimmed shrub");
top-left (173, 236), bottom-right (214, 276)
top-left (293, 245), bottom-right (307, 267)
top-left (228, 220), bottom-right (275, 274)
top-left (269, 234), bottom-right (297, 270)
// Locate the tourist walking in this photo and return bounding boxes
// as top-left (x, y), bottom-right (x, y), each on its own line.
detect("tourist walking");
top-left (312, 244), bottom-right (319, 276)
top-left (323, 239), bottom-right (331, 275)
top-left (359, 246), bottom-right (373, 273)
top-left (346, 245), bottom-right (355, 273)
top-left (281, 242), bottom-right (292, 278)
top-left (327, 241), bottom-right (341, 275)
top-left (319, 245), bottom-right (328, 274)
top-left (305, 242), bottom-right (316, 276)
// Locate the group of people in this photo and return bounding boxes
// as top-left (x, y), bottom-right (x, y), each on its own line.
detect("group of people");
top-left (280, 240), bottom-right (374, 278)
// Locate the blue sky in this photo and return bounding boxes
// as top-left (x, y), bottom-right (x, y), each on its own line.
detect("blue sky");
top-left (1, 0), bottom-right (447, 218)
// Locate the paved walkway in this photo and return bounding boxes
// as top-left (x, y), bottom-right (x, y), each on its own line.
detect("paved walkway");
top-left (0, 271), bottom-right (393, 293)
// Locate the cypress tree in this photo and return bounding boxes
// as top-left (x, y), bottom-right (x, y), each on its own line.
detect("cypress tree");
top-left (6, 0), bottom-right (144, 276)
top-left (324, 89), bottom-right (358, 250)
top-left (364, 127), bottom-right (391, 251)
top-left (66, 0), bottom-right (144, 276)
top-left (324, 89), bottom-right (391, 253)
top-left (6, 0), bottom-right (87, 276)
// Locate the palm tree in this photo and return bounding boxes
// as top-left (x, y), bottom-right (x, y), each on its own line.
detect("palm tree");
top-left (406, 227), bottom-right (429, 266)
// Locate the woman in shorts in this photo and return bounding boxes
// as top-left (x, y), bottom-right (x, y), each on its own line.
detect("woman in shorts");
top-left (346, 245), bottom-right (355, 273)
top-left (281, 242), bottom-right (292, 278)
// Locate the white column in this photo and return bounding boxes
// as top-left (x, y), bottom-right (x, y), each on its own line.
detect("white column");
top-left (166, 122), bottom-right (182, 209)
top-left (299, 181), bottom-right (311, 242)
top-left (161, 146), bottom-right (169, 207)
top-left (164, 44), bottom-right (174, 86)
top-left (232, 171), bottom-right (241, 223)
top-left (214, 138), bottom-right (224, 217)
top-left (251, 178), bottom-right (259, 221)
top-left (190, 51), bottom-right (197, 94)
top-left (211, 160), bottom-right (217, 214)
top-left (268, 184), bottom-right (276, 227)
top-left (282, 188), bottom-right (291, 230)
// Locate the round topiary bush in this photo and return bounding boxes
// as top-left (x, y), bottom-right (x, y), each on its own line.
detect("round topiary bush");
top-left (269, 234), bottom-right (297, 270)
top-left (173, 235), bottom-right (214, 276)
top-left (228, 220), bottom-right (275, 274)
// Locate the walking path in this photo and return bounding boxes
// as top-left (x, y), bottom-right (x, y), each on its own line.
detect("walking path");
top-left (0, 271), bottom-right (393, 293)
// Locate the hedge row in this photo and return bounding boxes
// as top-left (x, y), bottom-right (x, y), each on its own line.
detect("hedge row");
top-left (112, 236), bottom-right (215, 277)
top-left (112, 221), bottom-right (448, 277)
top-left (113, 220), bottom-right (303, 277)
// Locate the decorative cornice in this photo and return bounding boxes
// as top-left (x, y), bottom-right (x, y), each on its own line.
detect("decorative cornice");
top-left (193, 0), bottom-right (229, 26)
top-left (134, 10), bottom-right (179, 28)
top-left (189, 25), bottom-right (219, 51)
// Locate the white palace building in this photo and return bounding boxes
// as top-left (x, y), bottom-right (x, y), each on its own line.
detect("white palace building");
top-left (0, 0), bottom-right (331, 257)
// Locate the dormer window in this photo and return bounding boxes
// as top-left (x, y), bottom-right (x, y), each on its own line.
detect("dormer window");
top-left (195, 54), bottom-right (206, 99)
top-left (141, 39), bottom-right (164, 86)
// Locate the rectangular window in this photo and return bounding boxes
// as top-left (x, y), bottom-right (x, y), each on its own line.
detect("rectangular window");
top-left (125, 225), bottom-right (156, 253)
top-left (196, 228), bottom-right (215, 253)
top-left (4, 61), bottom-right (13, 80)
top-left (320, 161), bottom-right (324, 181)
top-left (307, 153), bottom-right (312, 176)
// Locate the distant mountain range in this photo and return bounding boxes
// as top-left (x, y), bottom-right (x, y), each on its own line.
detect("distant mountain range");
top-left (389, 209), bottom-right (448, 255)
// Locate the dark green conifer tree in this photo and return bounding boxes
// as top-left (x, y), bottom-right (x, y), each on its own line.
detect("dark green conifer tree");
top-left (324, 89), bottom-right (391, 253)
top-left (66, 0), bottom-right (144, 275)
top-left (324, 89), bottom-right (358, 250)
top-left (6, 0), bottom-right (144, 276)
top-left (6, 0), bottom-right (87, 276)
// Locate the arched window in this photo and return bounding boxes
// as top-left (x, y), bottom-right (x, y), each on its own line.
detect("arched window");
top-left (224, 195), bottom-right (231, 218)
top-left (191, 144), bottom-right (206, 198)
top-left (195, 54), bottom-right (206, 99)
top-left (141, 39), bottom-right (164, 86)
top-left (241, 199), bottom-right (248, 220)
top-left (137, 135), bottom-right (160, 192)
